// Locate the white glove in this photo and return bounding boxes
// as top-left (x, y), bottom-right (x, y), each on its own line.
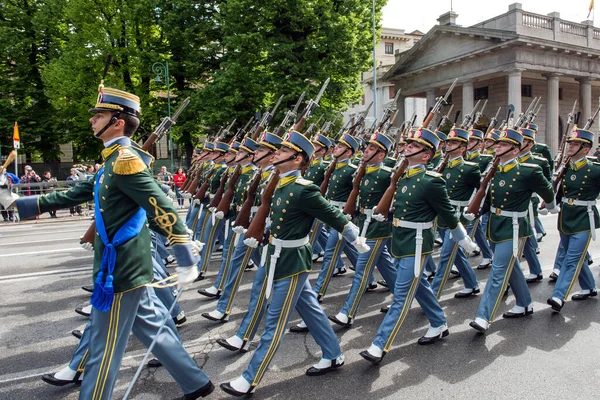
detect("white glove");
top-left (344, 214), bottom-right (352, 221)
top-left (214, 211), bottom-right (224, 220)
top-left (244, 237), bottom-right (259, 248)
top-left (166, 189), bottom-right (176, 200)
top-left (458, 237), bottom-right (478, 253)
top-left (352, 237), bottom-right (371, 254)
top-left (186, 227), bottom-right (194, 237)
top-left (182, 192), bottom-right (192, 199)
top-left (232, 225), bottom-right (246, 235)
top-left (208, 207), bottom-right (216, 213)
top-left (79, 240), bottom-right (94, 252)
top-left (546, 200), bottom-right (560, 215)
top-left (462, 208), bottom-right (476, 221)
top-left (549, 207), bottom-right (560, 215)
top-left (538, 206), bottom-right (548, 216)
top-left (191, 240), bottom-right (204, 255)
top-left (176, 266), bottom-right (199, 289)
top-left (372, 213), bottom-right (386, 222)
top-left (192, 198), bottom-right (200, 206)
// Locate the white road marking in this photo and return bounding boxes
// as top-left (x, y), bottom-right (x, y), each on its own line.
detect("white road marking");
top-left (0, 248), bottom-right (88, 257)
top-left (0, 237), bottom-right (82, 246)
top-left (0, 266), bottom-right (92, 282)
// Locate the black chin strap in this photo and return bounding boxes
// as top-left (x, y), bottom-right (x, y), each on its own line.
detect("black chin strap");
top-left (95, 114), bottom-right (119, 138)
top-left (273, 152), bottom-right (298, 166)
top-left (405, 147), bottom-right (428, 159)
top-left (496, 145), bottom-right (515, 159)
top-left (253, 150), bottom-right (273, 165)
top-left (467, 142), bottom-right (479, 152)
top-left (364, 149), bottom-right (382, 164)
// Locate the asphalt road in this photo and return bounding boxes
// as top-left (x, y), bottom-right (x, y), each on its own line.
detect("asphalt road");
top-left (0, 212), bottom-right (599, 399)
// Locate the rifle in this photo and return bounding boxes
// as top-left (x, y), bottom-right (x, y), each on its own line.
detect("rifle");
top-left (554, 100), bottom-right (578, 171)
top-left (321, 112), bottom-right (342, 136)
top-left (465, 157), bottom-right (500, 216)
top-left (470, 99), bottom-right (488, 129)
top-left (513, 97), bottom-right (537, 128)
top-left (434, 152), bottom-right (451, 174)
top-left (81, 98), bottom-right (191, 245)
top-left (272, 92), bottom-right (306, 137)
top-left (233, 169), bottom-right (263, 229)
top-left (249, 94), bottom-right (284, 140)
top-left (486, 107), bottom-right (502, 135)
top-left (304, 115), bottom-right (324, 136)
top-left (421, 79), bottom-right (458, 130)
top-left (459, 99), bottom-right (481, 129)
top-left (434, 104), bottom-right (454, 131)
top-left (294, 78), bottom-right (330, 132)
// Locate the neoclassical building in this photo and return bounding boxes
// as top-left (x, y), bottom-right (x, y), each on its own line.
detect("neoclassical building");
top-left (384, 3), bottom-right (600, 154)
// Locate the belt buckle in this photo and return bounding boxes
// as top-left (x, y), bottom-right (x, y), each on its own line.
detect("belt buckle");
top-left (495, 208), bottom-right (502, 216)
top-left (568, 198), bottom-right (574, 205)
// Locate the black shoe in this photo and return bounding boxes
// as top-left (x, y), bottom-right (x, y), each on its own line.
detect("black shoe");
top-left (216, 338), bottom-right (249, 353)
top-left (332, 267), bottom-right (347, 277)
top-left (380, 305), bottom-right (390, 313)
top-left (81, 285), bottom-right (94, 293)
top-left (183, 381), bottom-right (215, 399)
top-left (41, 371), bottom-right (82, 386)
top-left (471, 248), bottom-right (481, 257)
top-left (502, 306), bottom-right (534, 318)
top-left (535, 248), bottom-right (541, 255)
top-left (549, 272), bottom-right (559, 281)
top-left (201, 312), bottom-right (229, 322)
top-left (434, 237), bottom-right (444, 246)
top-left (71, 330), bottom-right (82, 340)
top-left (359, 350), bottom-right (384, 364)
top-left (469, 321), bottom-right (488, 333)
top-left (219, 382), bottom-right (253, 397)
top-left (377, 279), bottom-right (388, 288)
top-left (198, 289), bottom-right (221, 299)
top-left (449, 269), bottom-right (460, 278)
top-left (572, 290), bottom-right (598, 301)
top-left (454, 288), bottom-right (480, 299)
top-left (289, 325), bottom-right (309, 333)
top-left (588, 258), bottom-right (594, 266)
top-left (173, 314), bottom-right (187, 326)
top-left (194, 273), bottom-right (205, 282)
top-left (477, 260), bottom-right (492, 270)
top-left (75, 307), bottom-right (91, 317)
top-left (547, 298), bottom-right (563, 312)
top-left (328, 315), bottom-right (352, 327)
top-left (366, 283), bottom-right (378, 292)
top-left (316, 295), bottom-right (323, 303)
top-left (305, 358), bottom-right (344, 376)
top-left (426, 272), bottom-right (434, 281)
top-left (526, 274), bottom-right (543, 283)
top-left (417, 329), bottom-right (449, 345)
top-left (537, 232), bottom-right (547, 243)
top-left (148, 358), bottom-right (162, 368)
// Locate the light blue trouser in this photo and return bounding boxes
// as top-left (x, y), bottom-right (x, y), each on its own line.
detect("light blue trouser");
top-left (185, 204), bottom-right (199, 227)
top-left (373, 255), bottom-right (446, 352)
top-left (79, 287), bottom-right (209, 399)
top-left (534, 217), bottom-right (545, 236)
top-left (522, 236), bottom-right (543, 276)
top-left (473, 214), bottom-right (494, 259)
top-left (150, 234), bottom-right (182, 318)
top-left (197, 212), bottom-right (225, 274)
top-left (423, 253), bottom-right (437, 274)
top-left (236, 263), bottom-right (268, 343)
top-left (212, 220), bottom-right (237, 291)
top-left (552, 232), bottom-right (596, 301)
top-left (553, 240), bottom-right (592, 273)
top-left (340, 238), bottom-right (396, 319)
top-left (431, 228), bottom-right (479, 297)
top-left (154, 233), bottom-right (171, 261)
top-left (241, 272), bottom-right (341, 388)
top-left (310, 220), bottom-right (327, 256)
top-left (69, 320), bottom-right (92, 373)
top-left (475, 239), bottom-right (531, 323)
top-left (313, 228), bottom-right (358, 298)
top-left (215, 233), bottom-right (262, 315)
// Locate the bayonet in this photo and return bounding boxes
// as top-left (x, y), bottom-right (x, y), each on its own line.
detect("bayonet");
top-left (434, 104), bottom-right (454, 130)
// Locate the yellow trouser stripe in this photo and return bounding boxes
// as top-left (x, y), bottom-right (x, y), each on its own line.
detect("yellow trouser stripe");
top-left (217, 233), bottom-right (237, 292)
top-left (198, 211), bottom-right (210, 240)
top-left (348, 240), bottom-right (382, 318)
top-left (309, 221), bottom-right (322, 246)
top-left (226, 247), bottom-right (254, 314)
top-left (200, 220), bottom-right (220, 273)
top-left (564, 234), bottom-right (593, 299)
top-left (243, 268), bottom-right (269, 341)
top-left (384, 256), bottom-right (422, 352)
top-left (319, 236), bottom-right (343, 297)
top-left (252, 275), bottom-right (298, 386)
top-left (490, 239), bottom-right (525, 322)
top-left (92, 293), bottom-right (122, 400)
top-left (436, 241), bottom-right (460, 300)
top-left (77, 350), bottom-right (89, 373)
top-left (469, 219), bottom-right (479, 239)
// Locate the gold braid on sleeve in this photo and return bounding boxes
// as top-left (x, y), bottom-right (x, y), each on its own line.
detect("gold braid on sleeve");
top-left (149, 197), bottom-right (190, 245)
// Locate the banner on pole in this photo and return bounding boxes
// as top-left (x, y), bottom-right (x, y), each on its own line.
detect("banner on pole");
top-left (13, 122), bottom-right (20, 149)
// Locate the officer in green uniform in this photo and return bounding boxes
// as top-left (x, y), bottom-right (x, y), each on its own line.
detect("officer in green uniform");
top-left (360, 128), bottom-right (478, 363)
top-left (466, 128), bottom-right (555, 333)
top-left (184, 142), bottom-right (215, 227)
top-left (429, 130), bottom-right (446, 170)
top-left (13, 87), bottom-right (214, 399)
top-left (547, 128), bottom-right (599, 312)
top-left (220, 130), bottom-right (367, 397)
top-left (527, 123), bottom-right (554, 172)
top-left (483, 129), bottom-right (500, 155)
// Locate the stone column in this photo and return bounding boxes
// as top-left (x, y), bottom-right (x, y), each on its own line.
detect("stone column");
top-left (462, 80), bottom-right (474, 117)
top-left (507, 69), bottom-right (522, 119)
top-left (577, 78), bottom-right (592, 125)
top-left (545, 74), bottom-right (561, 155)
top-left (396, 94), bottom-right (406, 127)
top-left (426, 89), bottom-right (436, 113)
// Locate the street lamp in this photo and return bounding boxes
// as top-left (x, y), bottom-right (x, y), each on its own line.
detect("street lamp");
top-left (152, 61), bottom-right (174, 172)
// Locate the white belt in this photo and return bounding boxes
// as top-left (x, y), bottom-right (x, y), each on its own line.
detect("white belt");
top-left (490, 206), bottom-right (528, 256)
top-left (330, 200), bottom-right (346, 209)
top-left (265, 235), bottom-right (310, 298)
top-left (393, 218), bottom-right (435, 277)
top-left (209, 194), bottom-right (215, 200)
top-left (360, 208), bottom-right (374, 237)
top-left (449, 199), bottom-right (470, 219)
top-left (562, 198), bottom-right (597, 240)
top-left (250, 206), bottom-right (259, 213)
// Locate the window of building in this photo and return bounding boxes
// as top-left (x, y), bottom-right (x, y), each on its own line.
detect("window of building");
top-left (446, 94), bottom-right (453, 104)
top-left (389, 86), bottom-right (395, 99)
top-left (474, 86), bottom-right (488, 100)
top-left (559, 88), bottom-right (563, 100)
top-left (521, 84), bottom-right (532, 97)
top-left (384, 42), bottom-right (394, 55)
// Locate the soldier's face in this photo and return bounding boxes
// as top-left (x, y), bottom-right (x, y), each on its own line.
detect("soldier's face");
top-left (405, 142), bottom-right (431, 163)
top-left (313, 144), bottom-right (325, 158)
top-left (235, 150), bottom-right (251, 163)
top-left (363, 143), bottom-right (381, 163)
top-left (567, 141), bottom-right (589, 157)
top-left (272, 146), bottom-right (300, 170)
top-left (468, 138), bottom-right (481, 151)
top-left (89, 111), bottom-right (111, 135)
top-left (496, 142), bottom-right (517, 159)
top-left (253, 147), bottom-right (273, 165)
top-left (224, 152), bottom-right (236, 163)
top-left (484, 139), bottom-right (496, 149)
top-left (445, 140), bottom-right (462, 154)
top-left (333, 143), bottom-right (349, 158)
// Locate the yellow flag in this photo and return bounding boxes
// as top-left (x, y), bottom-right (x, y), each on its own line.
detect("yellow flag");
top-left (13, 122), bottom-right (20, 142)
top-left (588, 0), bottom-right (594, 18)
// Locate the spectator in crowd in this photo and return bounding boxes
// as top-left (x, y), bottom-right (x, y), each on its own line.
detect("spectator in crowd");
top-left (42, 171), bottom-right (58, 218)
top-left (94, 163), bottom-right (102, 172)
top-left (20, 165), bottom-right (41, 196)
top-left (157, 165), bottom-right (173, 187)
top-left (65, 168), bottom-right (83, 216)
top-left (593, 145), bottom-right (600, 159)
top-left (173, 167), bottom-right (186, 208)
top-left (0, 172), bottom-right (19, 222)
top-left (84, 165), bottom-right (95, 179)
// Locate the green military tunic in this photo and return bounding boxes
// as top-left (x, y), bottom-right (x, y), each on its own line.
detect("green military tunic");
top-left (466, 151), bottom-right (493, 175)
top-left (327, 159), bottom-right (357, 202)
top-left (532, 142), bottom-right (554, 172)
top-left (356, 164), bottom-right (392, 239)
top-left (558, 158), bottom-right (600, 234)
top-left (303, 158), bottom-right (328, 186)
top-left (383, 156), bottom-right (397, 168)
top-left (438, 157), bottom-right (480, 228)
top-left (267, 173), bottom-right (350, 280)
top-left (427, 150), bottom-right (444, 170)
top-left (517, 152), bottom-right (551, 218)
top-left (231, 164), bottom-right (258, 215)
top-left (483, 160), bottom-right (554, 243)
top-left (390, 166), bottom-right (459, 258)
top-left (22, 142), bottom-right (192, 293)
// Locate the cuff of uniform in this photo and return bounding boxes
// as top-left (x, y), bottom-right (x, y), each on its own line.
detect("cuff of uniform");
top-left (16, 195), bottom-right (40, 219)
top-left (171, 243), bottom-right (200, 267)
top-left (341, 222), bottom-right (359, 243)
top-left (160, 184), bottom-right (171, 194)
top-left (450, 222), bottom-right (468, 242)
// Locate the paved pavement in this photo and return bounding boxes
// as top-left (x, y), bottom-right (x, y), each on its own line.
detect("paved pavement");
top-left (0, 213), bottom-right (599, 399)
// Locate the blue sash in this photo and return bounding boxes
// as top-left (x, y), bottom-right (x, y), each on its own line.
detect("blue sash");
top-left (91, 167), bottom-right (147, 311)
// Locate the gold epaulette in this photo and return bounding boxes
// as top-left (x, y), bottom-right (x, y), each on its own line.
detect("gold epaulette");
top-left (295, 178), bottom-right (313, 186)
top-left (113, 147), bottom-right (147, 175)
top-left (463, 160), bottom-right (478, 167)
top-left (425, 171), bottom-right (442, 178)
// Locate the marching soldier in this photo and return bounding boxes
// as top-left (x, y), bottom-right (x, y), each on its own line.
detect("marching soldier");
top-left (430, 128), bottom-right (481, 298)
top-left (428, 130), bottom-right (446, 170)
top-left (547, 128), bottom-right (599, 312)
top-left (528, 123), bottom-right (554, 171)
top-left (466, 129), bottom-right (555, 333)
top-left (360, 128), bottom-right (478, 363)
top-left (12, 87), bottom-right (213, 399)
top-left (220, 130), bottom-right (367, 397)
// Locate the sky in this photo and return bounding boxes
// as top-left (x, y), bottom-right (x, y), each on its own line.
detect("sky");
top-left (382, 0), bottom-right (598, 33)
